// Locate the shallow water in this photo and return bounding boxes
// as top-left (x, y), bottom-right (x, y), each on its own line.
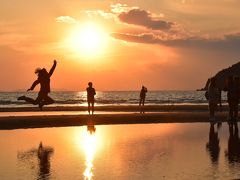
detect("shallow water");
top-left (0, 123), bottom-right (239, 180)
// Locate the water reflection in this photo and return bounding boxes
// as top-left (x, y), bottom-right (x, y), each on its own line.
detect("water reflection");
top-left (87, 120), bottom-right (96, 134)
top-left (225, 122), bottom-right (240, 164)
top-left (17, 142), bottom-right (54, 180)
top-left (37, 142), bottom-right (54, 180)
top-left (206, 123), bottom-right (220, 164)
top-left (83, 122), bottom-right (97, 180)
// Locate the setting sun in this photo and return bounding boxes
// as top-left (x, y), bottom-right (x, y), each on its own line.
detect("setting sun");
top-left (66, 22), bottom-right (108, 57)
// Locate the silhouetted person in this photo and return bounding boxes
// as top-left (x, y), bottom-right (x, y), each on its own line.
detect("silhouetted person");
top-left (139, 86), bottom-right (147, 113)
top-left (225, 76), bottom-right (239, 121)
top-left (87, 82), bottom-right (96, 115)
top-left (139, 86), bottom-right (147, 106)
top-left (17, 60), bottom-right (57, 110)
top-left (206, 123), bottom-right (220, 164)
top-left (207, 77), bottom-right (220, 121)
top-left (234, 77), bottom-right (240, 120)
top-left (225, 122), bottom-right (240, 164)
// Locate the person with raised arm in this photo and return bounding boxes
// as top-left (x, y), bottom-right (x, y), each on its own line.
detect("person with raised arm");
top-left (18, 60), bottom-right (57, 110)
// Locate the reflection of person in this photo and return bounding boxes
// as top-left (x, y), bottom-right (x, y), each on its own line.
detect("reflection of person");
top-left (38, 142), bottom-right (54, 179)
top-left (87, 120), bottom-right (96, 134)
top-left (87, 82), bottom-right (96, 115)
top-left (207, 78), bottom-right (220, 121)
top-left (17, 142), bottom-right (54, 180)
top-left (139, 86), bottom-right (147, 106)
top-left (206, 123), bottom-right (220, 164)
top-left (225, 122), bottom-right (240, 164)
top-left (17, 60), bottom-right (57, 111)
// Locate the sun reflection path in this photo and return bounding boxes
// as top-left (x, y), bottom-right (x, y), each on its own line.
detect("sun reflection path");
top-left (83, 127), bottom-right (97, 180)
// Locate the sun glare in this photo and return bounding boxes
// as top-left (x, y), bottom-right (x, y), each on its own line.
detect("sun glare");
top-left (74, 127), bottom-right (103, 180)
top-left (66, 22), bottom-right (108, 57)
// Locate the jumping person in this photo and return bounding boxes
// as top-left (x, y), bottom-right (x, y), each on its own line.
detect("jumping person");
top-left (18, 60), bottom-right (57, 110)
top-left (86, 82), bottom-right (96, 115)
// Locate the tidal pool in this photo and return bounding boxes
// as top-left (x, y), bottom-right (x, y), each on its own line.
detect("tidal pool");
top-left (0, 122), bottom-right (239, 180)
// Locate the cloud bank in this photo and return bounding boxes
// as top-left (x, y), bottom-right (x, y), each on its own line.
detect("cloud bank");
top-left (118, 8), bottom-right (174, 30)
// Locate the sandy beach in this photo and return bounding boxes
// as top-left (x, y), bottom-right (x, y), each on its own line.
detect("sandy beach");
top-left (0, 104), bottom-right (230, 130)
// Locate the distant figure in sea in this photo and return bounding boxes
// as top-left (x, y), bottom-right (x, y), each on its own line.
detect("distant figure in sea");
top-left (17, 60), bottom-right (57, 110)
top-left (86, 82), bottom-right (96, 115)
top-left (207, 77), bottom-right (221, 121)
top-left (139, 86), bottom-right (148, 113)
top-left (225, 76), bottom-right (240, 121)
top-left (139, 86), bottom-right (148, 106)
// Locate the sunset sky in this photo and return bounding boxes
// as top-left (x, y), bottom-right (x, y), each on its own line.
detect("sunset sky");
top-left (1, 0), bottom-right (240, 91)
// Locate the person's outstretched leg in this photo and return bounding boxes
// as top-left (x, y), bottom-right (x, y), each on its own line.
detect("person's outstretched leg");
top-left (18, 96), bottom-right (40, 105)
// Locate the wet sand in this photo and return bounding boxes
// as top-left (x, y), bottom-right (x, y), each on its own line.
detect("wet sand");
top-left (0, 104), bottom-right (229, 112)
top-left (0, 110), bottom-right (229, 130)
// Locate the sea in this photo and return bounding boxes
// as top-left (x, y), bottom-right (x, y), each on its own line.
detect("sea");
top-left (0, 91), bottom-right (238, 180)
top-left (0, 91), bottom-right (228, 107)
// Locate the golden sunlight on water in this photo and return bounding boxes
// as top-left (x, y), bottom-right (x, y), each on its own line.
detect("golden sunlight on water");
top-left (83, 131), bottom-right (96, 180)
top-left (2, 124), bottom-right (240, 179)
top-left (74, 125), bottom-right (99, 180)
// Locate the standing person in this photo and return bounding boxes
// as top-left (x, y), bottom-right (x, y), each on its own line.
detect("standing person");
top-left (86, 82), bottom-right (96, 115)
top-left (17, 60), bottom-right (57, 110)
top-left (207, 77), bottom-right (220, 121)
top-left (234, 76), bottom-right (240, 120)
top-left (139, 86), bottom-right (148, 106)
top-left (226, 76), bottom-right (239, 121)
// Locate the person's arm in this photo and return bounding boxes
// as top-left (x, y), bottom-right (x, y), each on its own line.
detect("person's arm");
top-left (94, 89), bottom-right (96, 95)
top-left (27, 79), bottom-right (40, 91)
top-left (48, 60), bottom-right (57, 77)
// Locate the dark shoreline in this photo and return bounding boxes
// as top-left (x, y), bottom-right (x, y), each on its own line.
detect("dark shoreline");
top-left (0, 104), bottom-right (229, 112)
top-left (0, 111), bottom-right (230, 130)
